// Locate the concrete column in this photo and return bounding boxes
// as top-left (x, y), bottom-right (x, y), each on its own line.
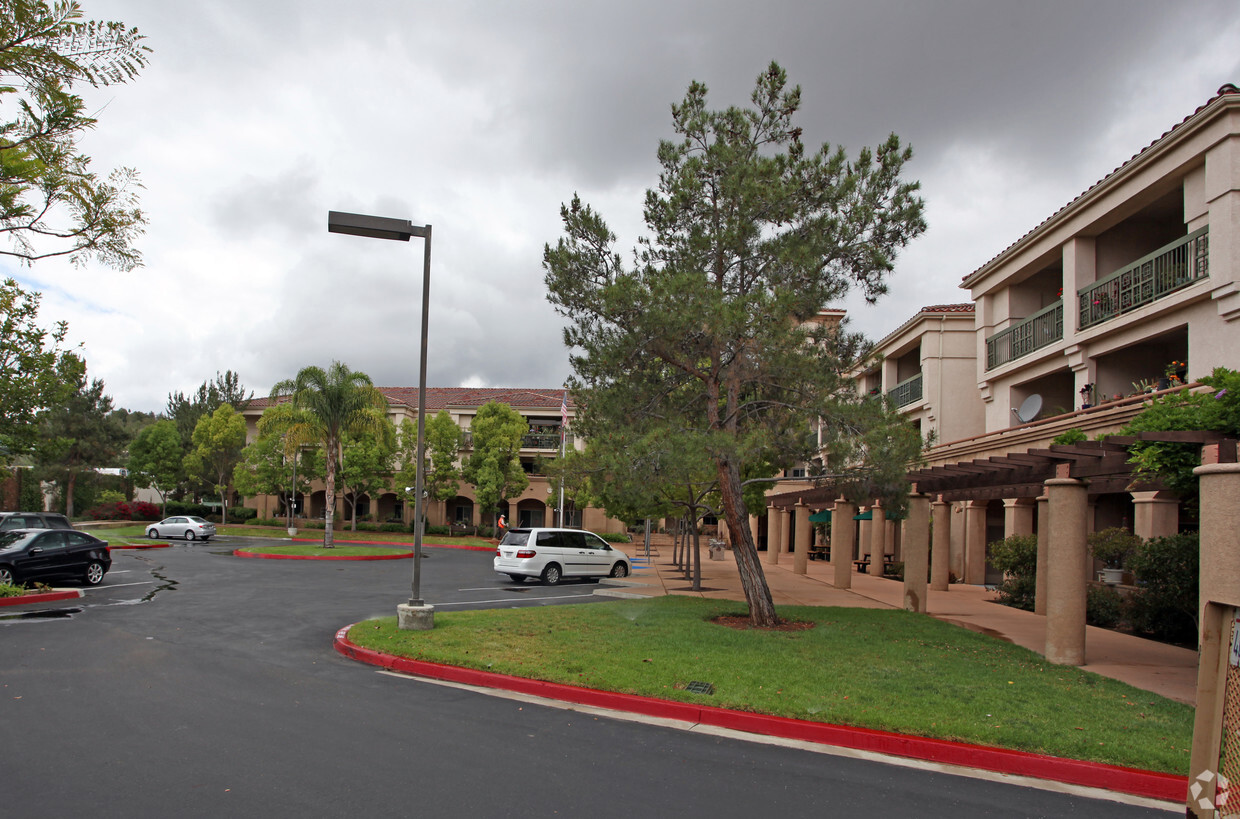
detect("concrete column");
top-left (949, 502), bottom-right (966, 580)
top-left (871, 501), bottom-right (887, 564)
top-left (930, 496), bottom-right (951, 591)
top-left (766, 505), bottom-right (781, 565)
top-left (1003, 498), bottom-right (1035, 537)
top-left (857, 509), bottom-right (872, 570)
top-left (1045, 473), bottom-right (1089, 666)
top-left (963, 500), bottom-right (987, 585)
top-left (903, 492), bottom-right (930, 613)
top-left (793, 502), bottom-right (811, 575)
top-left (1034, 493), bottom-right (1050, 616)
top-left (1130, 490), bottom-right (1180, 540)
top-left (748, 514), bottom-right (759, 549)
top-left (780, 506), bottom-right (794, 555)
top-left (1189, 447), bottom-right (1240, 812)
top-left (831, 498), bottom-right (856, 590)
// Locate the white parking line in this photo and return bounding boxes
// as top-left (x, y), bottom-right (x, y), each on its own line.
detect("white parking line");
top-left (434, 593), bottom-right (597, 606)
top-left (91, 581), bottom-right (156, 589)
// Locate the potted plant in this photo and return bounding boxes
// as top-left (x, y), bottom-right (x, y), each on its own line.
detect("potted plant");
top-left (1088, 527), bottom-right (1142, 585)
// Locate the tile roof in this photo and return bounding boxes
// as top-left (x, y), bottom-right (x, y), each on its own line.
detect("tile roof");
top-left (920, 303), bottom-right (974, 314)
top-left (962, 83), bottom-right (1240, 284)
top-left (244, 387), bottom-right (573, 413)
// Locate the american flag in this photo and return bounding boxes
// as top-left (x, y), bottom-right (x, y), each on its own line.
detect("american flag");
top-left (560, 392), bottom-right (568, 439)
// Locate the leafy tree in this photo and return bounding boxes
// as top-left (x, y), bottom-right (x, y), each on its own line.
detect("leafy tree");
top-left (166, 370), bottom-right (253, 450)
top-left (0, 277), bottom-right (83, 461)
top-left (543, 63), bottom-right (926, 625)
top-left (0, 0), bottom-right (149, 269)
top-left (127, 418), bottom-right (181, 515)
top-left (183, 404), bottom-right (245, 522)
top-left (270, 362), bottom-right (388, 547)
top-left (232, 404), bottom-right (323, 521)
top-left (1123, 367), bottom-right (1240, 502)
top-left (37, 372), bottom-right (125, 517)
top-left (394, 411), bottom-right (462, 523)
top-left (339, 421), bottom-right (396, 530)
top-left (461, 400), bottom-right (529, 527)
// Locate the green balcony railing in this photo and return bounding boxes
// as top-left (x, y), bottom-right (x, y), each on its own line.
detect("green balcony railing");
top-left (887, 373), bottom-right (923, 407)
top-left (985, 300), bottom-right (1063, 370)
top-left (1078, 227), bottom-right (1209, 330)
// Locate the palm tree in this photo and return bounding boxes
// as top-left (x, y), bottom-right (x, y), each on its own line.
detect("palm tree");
top-left (270, 362), bottom-right (388, 547)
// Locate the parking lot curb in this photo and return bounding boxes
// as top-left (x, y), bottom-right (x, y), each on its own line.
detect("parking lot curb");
top-left (108, 543), bottom-right (172, 550)
top-left (234, 549), bottom-right (413, 561)
top-left (0, 589), bottom-right (82, 607)
top-left (334, 624), bottom-right (1185, 804)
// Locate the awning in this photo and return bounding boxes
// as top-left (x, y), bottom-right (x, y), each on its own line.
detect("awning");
top-left (853, 509), bottom-right (901, 521)
top-left (808, 510), bottom-right (831, 523)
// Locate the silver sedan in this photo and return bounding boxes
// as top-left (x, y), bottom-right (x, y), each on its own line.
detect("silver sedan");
top-left (146, 516), bottom-right (217, 541)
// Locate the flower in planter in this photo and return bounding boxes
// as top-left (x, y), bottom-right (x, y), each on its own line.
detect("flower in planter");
top-left (1088, 527), bottom-right (1142, 570)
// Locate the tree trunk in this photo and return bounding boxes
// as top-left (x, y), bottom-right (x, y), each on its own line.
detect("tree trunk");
top-left (682, 513), bottom-right (693, 581)
top-left (717, 456), bottom-right (778, 627)
top-left (690, 516), bottom-right (702, 591)
top-left (323, 441), bottom-right (336, 547)
top-left (65, 471), bottom-right (77, 519)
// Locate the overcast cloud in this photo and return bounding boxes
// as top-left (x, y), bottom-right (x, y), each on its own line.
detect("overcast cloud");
top-left (8, 0), bottom-right (1239, 412)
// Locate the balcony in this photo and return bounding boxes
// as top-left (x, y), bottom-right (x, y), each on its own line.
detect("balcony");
top-left (887, 373), bottom-right (923, 408)
top-left (986, 300), bottom-right (1063, 370)
top-left (460, 431), bottom-right (572, 450)
top-left (1078, 227), bottom-right (1209, 330)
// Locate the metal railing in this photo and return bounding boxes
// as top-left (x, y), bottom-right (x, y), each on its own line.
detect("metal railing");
top-left (986, 300), bottom-right (1063, 370)
top-left (1078, 227), bottom-right (1209, 330)
top-left (887, 373), bottom-right (924, 407)
top-left (460, 431), bottom-right (570, 450)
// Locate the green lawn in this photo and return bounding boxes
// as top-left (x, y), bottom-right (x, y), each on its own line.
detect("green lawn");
top-left (96, 524), bottom-right (494, 550)
top-left (237, 544), bottom-right (412, 557)
top-left (347, 596), bottom-right (1193, 774)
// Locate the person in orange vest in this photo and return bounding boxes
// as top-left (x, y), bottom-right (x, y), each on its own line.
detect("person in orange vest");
top-left (497, 514), bottom-right (507, 530)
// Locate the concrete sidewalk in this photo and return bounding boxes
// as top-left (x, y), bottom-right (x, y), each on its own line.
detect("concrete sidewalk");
top-left (612, 546), bottom-right (1198, 705)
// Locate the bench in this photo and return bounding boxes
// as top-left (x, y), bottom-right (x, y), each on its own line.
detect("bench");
top-left (853, 559), bottom-right (870, 573)
top-left (809, 546), bottom-right (830, 561)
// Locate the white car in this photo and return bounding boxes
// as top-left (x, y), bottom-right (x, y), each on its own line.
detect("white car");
top-left (146, 516), bottom-right (217, 541)
top-left (494, 527), bottom-right (631, 585)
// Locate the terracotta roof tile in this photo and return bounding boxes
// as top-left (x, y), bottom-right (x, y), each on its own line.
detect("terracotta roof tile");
top-left (962, 83), bottom-right (1240, 283)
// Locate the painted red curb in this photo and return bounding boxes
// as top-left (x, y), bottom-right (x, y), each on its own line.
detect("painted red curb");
top-left (334, 626), bottom-right (1186, 804)
top-left (291, 537), bottom-right (495, 552)
top-left (234, 549), bottom-right (413, 561)
top-left (108, 543), bottom-right (172, 550)
top-left (0, 589), bottom-right (82, 607)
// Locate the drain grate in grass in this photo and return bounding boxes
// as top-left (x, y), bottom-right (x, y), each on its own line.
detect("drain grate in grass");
top-left (685, 680), bottom-right (715, 695)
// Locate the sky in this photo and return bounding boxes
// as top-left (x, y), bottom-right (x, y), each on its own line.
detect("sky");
top-left (8, 0), bottom-right (1240, 413)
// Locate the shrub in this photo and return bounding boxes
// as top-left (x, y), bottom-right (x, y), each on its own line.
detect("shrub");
top-left (380, 523), bottom-right (406, 532)
top-left (599, 532), bottom-right (632, 543)
top-left (228, 507), bottom-right (258, 523)
top-left (84, 501), bottom-right (131, 520)
top-left (1052, 427), bottom-right (1088, 445)
top-left (357, 522), bottom-right (379, 531)
top-left (425, 525), bottom-right (450, 536)
top-left (130, 501), bottom-right (161, 521)
top-left (476, 525), bottom-right (495, 538)
top-left (306, 520), bottom-right (324, 529)
top-left (1088, 527), bottom-right (1141, 569)
top-left (1086, 585), bottom-right (1123, 628)
top-left (1126, 533), bottom-right (1199, 643)
top-left (252, 518), bottom-right (282, 527)
top-left (0, 582), bottom-right (26, 597)
top-left (988, 534), bottom-right (1038, 611)
top-left (98, 489), bottom-right (127, 505)
top-left (883, 560), bottom-right (905, 580)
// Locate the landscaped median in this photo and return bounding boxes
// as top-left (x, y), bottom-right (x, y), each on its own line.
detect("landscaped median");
top-left (336, 597), bottom-right (1191, 802)
top-left (234, 545), bottom-right (414, 560)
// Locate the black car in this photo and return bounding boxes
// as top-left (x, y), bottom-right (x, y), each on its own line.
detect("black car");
top-left (0, 511), bottom-right (74, 531)
top-left (0, 529), bottom-right (111, 586)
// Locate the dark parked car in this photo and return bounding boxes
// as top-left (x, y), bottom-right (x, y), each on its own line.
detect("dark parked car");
top-left (0, 529), bottom-right (111, 586)
top-left (0, 512), bottom-right (74, 531)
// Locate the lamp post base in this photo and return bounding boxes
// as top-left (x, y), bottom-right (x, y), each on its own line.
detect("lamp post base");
top-left (397, 602), bottom-right (435, 631)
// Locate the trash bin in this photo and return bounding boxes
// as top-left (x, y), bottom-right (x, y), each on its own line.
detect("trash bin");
top-left (708, 538), bottom-right (726, 561)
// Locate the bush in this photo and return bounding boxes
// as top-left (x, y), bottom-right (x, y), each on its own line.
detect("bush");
top-left (599, 532), bottom-right (632, 543)
top-left (1086, 585), bottom-right (1124, 628)
top-left (228, 507), bottom-right (258, 523)
top-left (129, 501), bottom-right (161, 521)
top-left (425, 525), bottom-right (450, 536)
top-left (305, 520), bottom-right (324, 529)
top-left (98, 489), bottom-right (126, 505)
top-left (1126, 533), bottom-right (1199, 643)
top-left (357, 522), bottom-right (379, 531)
top-left (1052, 427), bottom-right (1088, 445)
top-left (380, 523), bottom-right (406, 533)
top-left (988, 535), bottom-right (1038, 611)
top-left (84, 501), bottom-right (131, 520)
top-left (252, 518), bottom-right (282, 527)
top-left (1088, 527), bottom-right (1141, 570)
top-left (0, 582), bottom-right (26, 597)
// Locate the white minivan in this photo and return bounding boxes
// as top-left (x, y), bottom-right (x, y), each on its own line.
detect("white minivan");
top-left (493, 527), bottom-right (631, 585)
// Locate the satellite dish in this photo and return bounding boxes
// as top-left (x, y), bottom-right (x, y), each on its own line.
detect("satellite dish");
top-left (1011, 394), bottom-right (1043, 423)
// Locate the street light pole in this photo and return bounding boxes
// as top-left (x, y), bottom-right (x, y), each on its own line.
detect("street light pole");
top-left (328, 210), bottom-right (434, 629)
